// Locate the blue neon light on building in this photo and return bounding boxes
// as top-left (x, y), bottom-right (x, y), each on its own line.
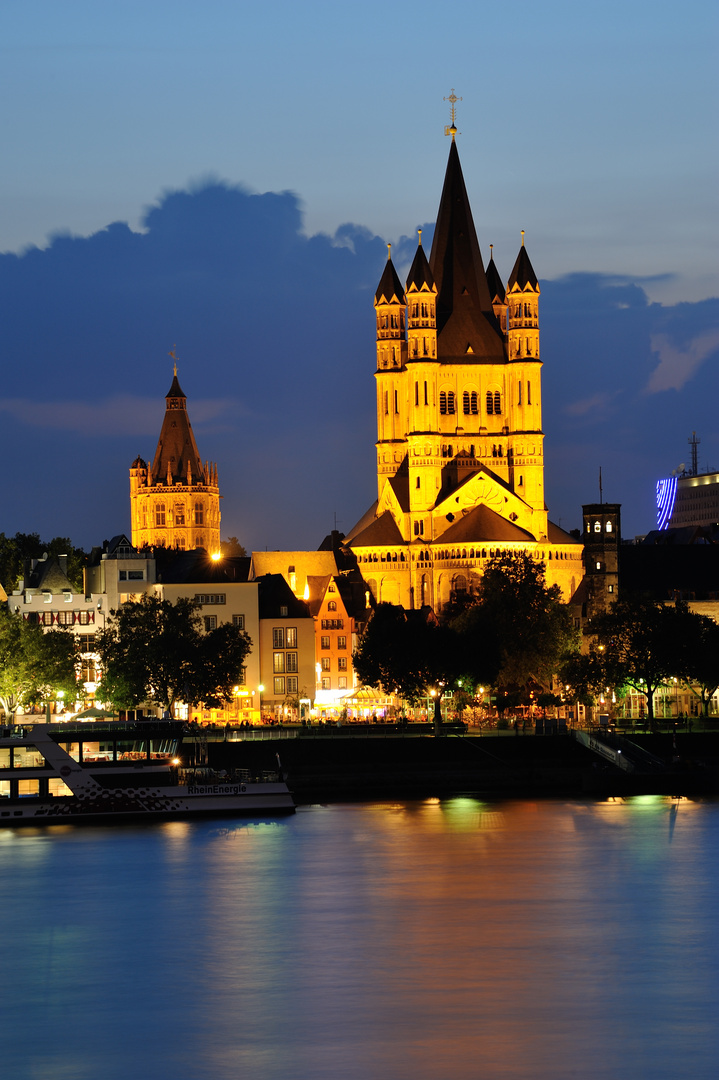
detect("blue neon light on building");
top-left (656, 477), bottom-right (678, 530)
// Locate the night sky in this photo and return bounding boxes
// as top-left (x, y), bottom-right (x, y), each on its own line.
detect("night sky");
top-left (1, 1), bottom-right (717, 551)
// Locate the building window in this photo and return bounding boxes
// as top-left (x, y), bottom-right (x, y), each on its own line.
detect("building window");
top-left (606, 522), bottom-right (613, 533)
top-left (78, 633), bottom-right (95, 651)
top-left (413, 520), bottom-right (424, 536)
top-left (286, 652), bottom-right (298, 673)
top-left (338, 677), bottom-right (347, 689)
top-left (518, 382), bottom-right (522, 406)
top-left (486, 391), bottom-right (494, 415)
top-left (233, 614), bottom-right (245, 629)
top-left (440, 391), bottom-right (448, 415)
top-left (287, 676), bottom-right (298, 694)
top-left (286, 627), bottom-right (297, 647)
top-left (338, 657), bottom-right (347, 671)
top-left (594, 521), bottom-right (601, 533)
top-left (57, 611), bottom-right (73, 626)
top-left (327, 601), bottom-right (337, 612)
top-left (195, 594), bottom-right (226, 605)
top-left (608, 585), bottom-right (614, 593)
top-left (273, 652), bottom-right (285, 674)
top-left (274, 677), bottom-right (285, 695)
top-left (194, 503), bottom-right (204, 525)
top-left (337, 636), bottom-right (347, 650)
top-left (156, 504), bottom-right (166, 527)
top-left (384, 391), bottom-right (389, 415)
top-left (596, 562), bottom-right (602, 571)
top-left (273, 628), bottom-right (285, 649)
top-left (321, 635), bottom-right (330, 649)
top-left (128, 570), bottom-right (143, 581)
top-left (280, 606), bottom-right (288, 617)
top-left (119, 570), bottom-right (127, 581)
top-left (527, 382), bottom-right (531, 405)
top-left (414, 382), bottom-right (419, 406)
top-left (424, 382), bottom-right (428, 406)
top-left (447, 391), bottom-right (455, 414)
top-left (203, 615), bottom-right (217, 631)
top-left (175, 504), bottom-right (185, 526)
top-left (321, 657), bottom-right (331, 672)
top-left (321, 677), bottom-right (330, 690)
top-left (494, 391), bottom-right (501, 415)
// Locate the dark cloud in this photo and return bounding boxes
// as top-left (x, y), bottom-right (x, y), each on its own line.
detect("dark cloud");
top-left (1, 185), bottom-right (718, 549)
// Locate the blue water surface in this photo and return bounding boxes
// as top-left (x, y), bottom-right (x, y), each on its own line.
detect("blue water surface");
top-left (0, 797), bottom-right (717, 1080)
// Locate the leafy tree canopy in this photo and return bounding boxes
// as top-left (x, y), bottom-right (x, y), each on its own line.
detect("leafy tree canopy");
top-left (353, 603), bottom-right (459, 705)
top-left (0, 609), bottom-right (78, 719)
top-left (451, 552), bottom-right (579, 697)
top-left (96, 595), bottom-right (252, 715)
top-left (221, 536), bottom-right (248, 557)
top-left (0, 532), bottom-right (87, 594)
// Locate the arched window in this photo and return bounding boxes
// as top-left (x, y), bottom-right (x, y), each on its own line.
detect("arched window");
top-left (463, 391), bottom-right (470, 414)
top-left (606, 521), bottom-right (613, 533)
top-left (447, 391), bottom-right (456, 415)
top-left (494, 391), bottom-right (501, 415)
top-left (327, 601), bottom-right (337, 611)
top-left (486, 391), bottom-right (494, 415)
top-left (440, 391), bottom-right (448, 415)
top-left (470, 391), bottom-right (478, 414)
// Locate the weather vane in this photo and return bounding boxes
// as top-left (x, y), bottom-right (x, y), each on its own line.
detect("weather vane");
top-left (169, 344), bottom-right (177, 376)
top-left (444, 89), bottom-right (462, 138)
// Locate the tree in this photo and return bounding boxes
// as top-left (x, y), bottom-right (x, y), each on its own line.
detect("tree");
top-left (674, 608), bottom-right (719, 716)
top-left (96, 595), bottom-right (252, 715)
top-left (353, 603), bottom-right (459, 726)
top-left (0, 609), bottom-right (78, 720)
top-left (0, 532), bottom-right (87, 594)
top-left (221, 536), bottom-right (247, 557)
top-left (586, 596), bottom-right (688, 724)
top-left (451, 552), bottom-right (578, 701)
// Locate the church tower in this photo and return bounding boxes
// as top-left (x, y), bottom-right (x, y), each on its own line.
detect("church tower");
top-left (129, 367), bottom-right (221, 553)
top-left (345, 105), bottom-right (584, 611)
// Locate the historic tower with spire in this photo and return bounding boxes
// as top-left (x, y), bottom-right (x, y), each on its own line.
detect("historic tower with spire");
top-left (345, 105), bottom-right (583, 610)
top-left (129, 367), bottom-right (221, 553)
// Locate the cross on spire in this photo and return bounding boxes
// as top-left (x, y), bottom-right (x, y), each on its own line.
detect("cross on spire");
top-left (444, 88), bottom-right (462, 138)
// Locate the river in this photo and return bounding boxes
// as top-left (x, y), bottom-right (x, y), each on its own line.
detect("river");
top-left (1, 797), bottom-right (717, 1080)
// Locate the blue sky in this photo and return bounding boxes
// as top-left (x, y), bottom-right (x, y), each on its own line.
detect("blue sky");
top-left (0, 1), bottom-right (718, 553)
top-left (2, 0), bottom-right (716, 302)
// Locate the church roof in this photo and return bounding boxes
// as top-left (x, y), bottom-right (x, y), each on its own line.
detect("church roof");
top-left (507, 242), bottom-right (538, 291)
top-left (151, 371), bottom-right (205, 484)
top-left (406, 241), bottom-right (435, 292)
top-left (547, 521), bottom-right (583, 545)
top-left (389, 469), bottom-right (410, 513)
top-left (374, 256), bottom-right (405, 305)
top-left (348, 510), bottom-right (406, 548)
top-left (428, 140), bottom-right (506, 364)
top-left (344, 500), bottom-right (380, 543)
top-left (438, 504), bottom-right (536, 544)
top-left (485, 255), bottom-right (506, 304)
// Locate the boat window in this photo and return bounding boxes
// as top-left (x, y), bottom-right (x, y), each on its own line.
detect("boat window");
top-left (0, 781), bottom-right (10, 798)
top-left (18, 779), bottom-right (40, 796)
top-left (11, 745), bottom-right (45, 769)
top-left (0, 748), bottom-right (10, 769)
top-left (58, 742), bottom-right (81, 762)
top-left (48, 778), bottom-right (73, 797)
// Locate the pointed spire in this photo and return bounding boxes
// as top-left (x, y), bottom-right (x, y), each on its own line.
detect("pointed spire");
top-left (428, 140), bottom-right (505, 362)
top-left (375, 245), bottom-right (405, 305)
top-left (508, 234), bottom-right (539, 291)
top-left (485, 244), bottom-right (506, 304)
top-left (406, 230), bottom-right (435, 292)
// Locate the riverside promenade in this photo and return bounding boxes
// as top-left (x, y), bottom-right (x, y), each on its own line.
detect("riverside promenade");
top-left (190, 723), bottom-right (719, 802)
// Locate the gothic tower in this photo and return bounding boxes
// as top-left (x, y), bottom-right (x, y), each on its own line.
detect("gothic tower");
top-left (346, 121), bottom-right (584, 610)
top-left (129, 368), bottom-right (221, 553)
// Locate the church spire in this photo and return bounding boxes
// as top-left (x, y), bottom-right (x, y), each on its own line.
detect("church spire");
top-left (428, 139), bottom-right (505, 363)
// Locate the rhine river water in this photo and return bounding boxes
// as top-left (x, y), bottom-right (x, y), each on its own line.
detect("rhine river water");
top-left (1, 798), bottom-right (718, 1080)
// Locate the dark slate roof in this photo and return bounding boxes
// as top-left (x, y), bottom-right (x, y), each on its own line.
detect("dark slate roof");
top-left (485, 256), bottom-right (506, 303)
top-left (507, 243), bottom-right (538, 290)
top-left (547, 521), bottom-right (583, 546)
top-left (389, 466), bottom-right (410, 513)
top-left (256, 574), bottom-right (312, 619)
top-left (374, 257), bottom-right (405, 304)
top-left (131, 455), bottom-right (147, 469)
top-left (25, 556), bottom-right (75, 594)
top-left (151, 374), bottom-right (205, 484)
top-left (348, 511), bottom-right (406, 548)
top-left (437, 504), bottom-right (536, 544)
top-left (406, 242), bottom-right (435, 291)
top-left (157, 552), bottom-right (251, 584)
top-left (428, 140), bottom-right (505, 364)
top-left (344, 500), bottom-right (380, 543)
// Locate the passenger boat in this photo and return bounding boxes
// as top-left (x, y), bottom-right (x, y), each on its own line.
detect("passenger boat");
top-left (0, 719), bottom-right (295, 824)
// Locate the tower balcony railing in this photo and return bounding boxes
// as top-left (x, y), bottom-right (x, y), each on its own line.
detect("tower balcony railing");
top-left (507, 316), bottom-right (539, 329)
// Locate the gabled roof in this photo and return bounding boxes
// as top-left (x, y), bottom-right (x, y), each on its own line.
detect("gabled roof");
top-left (388, 469), bottom-right (410, 514)
top-left (256, 574), bottom-right (312, 619)
top-left (151, 373), bottom-right (206, 485)
top-left (344, 500), bottom-right (380, 543)
top-left (507, 243), bottom-right (539, 291)
top-left (348, 510), bottom-right (406, 548)
top-left (25, 555), bottom-right (76, 594)
top-left (428, 140), bottom-right (506, 364)
top-left (437, 504), bottom-right (536, 544)
top-left (157, 552), bottom-right (251, 584)
top-left (374, 256), bottom-right (405, 305)
top-left (406, 241), bottom-right (435, 292)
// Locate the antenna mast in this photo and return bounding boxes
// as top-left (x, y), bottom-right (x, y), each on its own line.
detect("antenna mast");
top-left (689, 431), bottom-right (700, 476)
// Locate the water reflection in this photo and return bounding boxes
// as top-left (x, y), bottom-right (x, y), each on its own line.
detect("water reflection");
top-left (0, 799), bottom-right (717, 1080)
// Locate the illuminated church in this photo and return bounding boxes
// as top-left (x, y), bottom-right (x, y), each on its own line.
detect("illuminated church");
top-left (345, 123), bottom-right (583, 610)
top-left (129, 366), bottom-right (221, 553)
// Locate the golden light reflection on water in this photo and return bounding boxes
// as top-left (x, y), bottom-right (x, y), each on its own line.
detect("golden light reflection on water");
top-left (0, 799), bottom-right (717, 1080)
